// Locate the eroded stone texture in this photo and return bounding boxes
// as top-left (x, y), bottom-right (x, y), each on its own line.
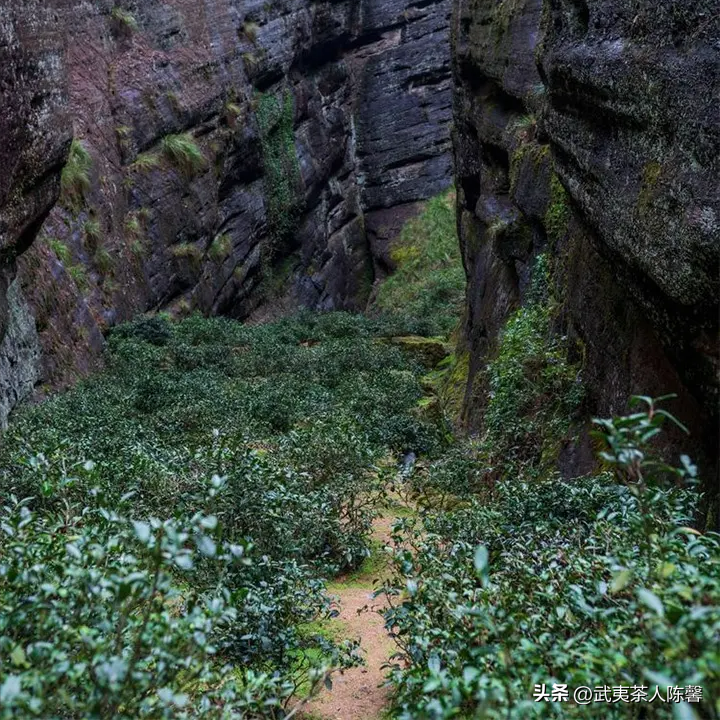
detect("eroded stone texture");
top-left (0, 0), bottom-right (71, 424)
top-left (15, 0), bottom-right (453, 390)
top-left (0, 279), bottom-right (41, 428)
top-left (453, 0), bottom-right (719, 520)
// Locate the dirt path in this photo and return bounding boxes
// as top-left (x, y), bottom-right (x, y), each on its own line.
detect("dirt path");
top-left (300, 515), bottom-right (397, 720)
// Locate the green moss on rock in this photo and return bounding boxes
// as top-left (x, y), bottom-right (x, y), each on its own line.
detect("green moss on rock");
top-left (389, 335), bottom-right (451, 370)
top-left (544, 173), bottom-right (571, 246)
top-left (482, 254), bottom-right (583, 476)
top-left (637, 160), bottom-right (664, 213)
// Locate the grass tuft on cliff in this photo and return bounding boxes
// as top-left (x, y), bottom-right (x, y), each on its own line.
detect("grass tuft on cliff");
top-left (110, 6), bottom-right (138, 32)
top-left (209, 233), bottom-right (233, 262)
top-left (160, 133), bottom-right (207, 175)
top-left (374, 190), bottom-right (464, 337)
top-left (60, 139), bottom-right (92, 208)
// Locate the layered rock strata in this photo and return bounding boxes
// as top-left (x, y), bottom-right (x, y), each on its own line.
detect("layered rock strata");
top-left (453, 0), bottom-right (719, 522)
top-left (10, 0), bottom-right (453, 391)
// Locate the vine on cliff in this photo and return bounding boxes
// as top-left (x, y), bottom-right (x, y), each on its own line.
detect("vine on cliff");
top-left (480, 254), bottom-right (584, 477)
top-left (256, 90), bottom-right (302, 256)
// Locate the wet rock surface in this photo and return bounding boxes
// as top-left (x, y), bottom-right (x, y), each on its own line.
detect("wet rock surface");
top-left (453, 0), bottom-right (719, 515)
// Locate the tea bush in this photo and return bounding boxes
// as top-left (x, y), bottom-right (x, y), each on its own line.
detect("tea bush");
top-left (0, 310), bottom-right (442, 717)
top-left (0, 311), bottom-right (437, 528)
top-left (381, 399), bottom-right (720, 719)
top-left (0, 476), bottom-right (351, 719)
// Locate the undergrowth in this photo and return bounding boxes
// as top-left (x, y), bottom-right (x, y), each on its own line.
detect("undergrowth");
top-left (378, 248), bottom-right (717, 719)
top-left (0, 311), bottom-right (444, 718)
top-left (374, 191), bottom-right (465, 337)
top-left (381, 397), bottom-right (719, 718)
top-left (482, 253), bottom-right (583, 477)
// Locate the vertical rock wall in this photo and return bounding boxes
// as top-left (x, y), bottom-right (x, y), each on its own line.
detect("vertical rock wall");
top-left (452, 0), bottom-right (719, 520)
top-left (0, 0), bottom-right (71, 425)
top-left (11, 0), bottom-right (453, 391)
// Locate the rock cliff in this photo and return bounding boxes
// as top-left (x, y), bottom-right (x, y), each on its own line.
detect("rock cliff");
top-left (8, 0), bottom-right (452, 393)
top-left (0, 0), bottom-right (72, 425)
top-left (453, 0), bottom-right (719, 519)
top-left (2, 0), bottom-right (717, 522)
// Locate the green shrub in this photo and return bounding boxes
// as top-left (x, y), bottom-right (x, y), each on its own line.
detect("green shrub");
top-left (545, 174), bottom-right (571, 246)
top-left (0, 477), bottom-right (353, 719)
top-left (112, 314), bottom-right (173, 346)
top-left (380, 398), bottom-right (719, 719)
top-left (0, 311), bottom-right (442, 716)
top-left (1, 312), bottom-right (437, 716)
top-left (482, 253), bottom-right (583, 476)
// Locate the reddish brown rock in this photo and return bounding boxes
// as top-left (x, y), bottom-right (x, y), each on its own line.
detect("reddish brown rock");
top-left (0, 0), bottom-right (71, 424)
top-left (11, 0), bottom-right (452, 392)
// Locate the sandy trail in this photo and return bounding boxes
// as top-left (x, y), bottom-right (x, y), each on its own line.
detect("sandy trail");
top-left (300, 515), bottom-right (398, 720)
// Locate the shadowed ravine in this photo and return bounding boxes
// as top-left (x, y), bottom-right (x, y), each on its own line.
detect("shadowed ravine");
top-left (0, 0), bottom-right (717, 718)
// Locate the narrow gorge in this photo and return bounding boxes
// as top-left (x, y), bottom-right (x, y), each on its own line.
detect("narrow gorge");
top-left (2, 0), bottom-right (453, 401)
top-left (0, 1), bottom-right (718, 718)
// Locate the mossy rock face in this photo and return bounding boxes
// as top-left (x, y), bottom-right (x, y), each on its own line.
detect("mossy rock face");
top-left (510, 140), bottom-right (552, 221)
top-left (539, 1), bottom-right (718, 309)
top-left (416, 394), bottom-right (444, 426)
top-left (388, 336), bottom-right (451, 369)
top-left (437, 351), bottom-right (470, 427)
top-left (453, 0), bottom-right (718, 518)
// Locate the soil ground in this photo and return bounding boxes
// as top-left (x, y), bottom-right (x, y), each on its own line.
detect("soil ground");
top-left (299, 514), bottom-right (399, 720)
